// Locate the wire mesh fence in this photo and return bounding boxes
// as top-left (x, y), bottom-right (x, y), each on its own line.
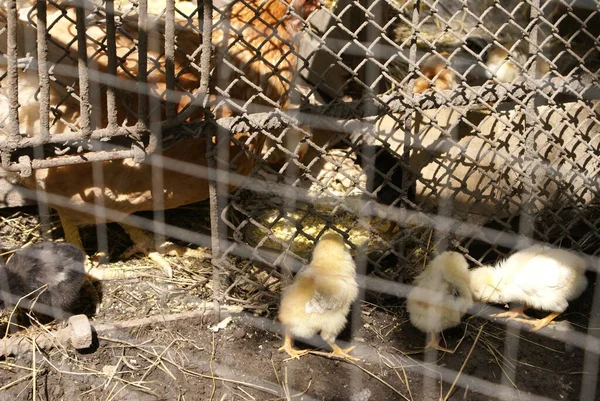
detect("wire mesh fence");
top-left (0, 0), bottom-right (599, 400)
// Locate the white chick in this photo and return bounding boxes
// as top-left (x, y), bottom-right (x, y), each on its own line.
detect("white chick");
top-left (278, 232), bottom-right (359, 360)
top-left (470, 244), bottom-right (588, 331)
top-left (406, 251), bottom-right (473, 352)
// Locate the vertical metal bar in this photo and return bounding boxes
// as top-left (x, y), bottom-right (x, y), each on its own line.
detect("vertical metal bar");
top-left (90, 1), bottom-right (109, 260)
top-left (151, 2), bottom-right (168, 266)
top-left (579, 9), bottom-right (600, 399)
top-left (405, 1), bottom-right (442, 400)
top-left (521, 0), bottom-right (540, 241)
top-left (6, 0), bottom-right (20, 148)
top-left (352, 0), bottom-right (386, 393)
top-left (165, 0), bottom-right (176, 120)
top-left (92, 162), bottom-right (109, 260)
top-left (500, 0), bottom-right (542, 398)
top-left (36, 0), bottom-right (49, 141)
top-left (34, 0), bottom-right (52, 240)
top-left (404, 0), bottom-right (420, 235)
top-left (75, 0), bottom-right (92, 138)
top-left (137, 0), bottom-right (149, 143)
top-left (202, 0), bottom-right (222, 316)
top-left (198, 0), bottom-right (212, 106)
top-left (580, 272), bottom-right (600, 401)
top-left (105, 0), bottom-right (118, 129)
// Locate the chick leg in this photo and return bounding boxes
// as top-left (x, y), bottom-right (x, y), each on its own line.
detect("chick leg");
top-left (121, 224), bottom-right (210, 278)
top-left (325, 342), bottom-right (359, 361)
top-left (514, 312), bottom-right (561, 332)
top-left (278, 333), bottom-right (309, 359)
top-left (58, 210), bottom-right (108, 267)
top-left (424, 332), bottom-right (454, 353)
top-left (384, 221), bottom-right (398, 237)
top-left (491, 305), bottom-right (529, 320)
top-left (59, 211), bottom-right (84, 251)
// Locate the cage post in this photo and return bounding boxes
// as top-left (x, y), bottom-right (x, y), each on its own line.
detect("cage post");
top-left (136, 0), bottom-right (152, 158)
top-left (75, 0), bottom-right (92, 139)
top-left (29, 0), bottom-right (53, 241)
top-left (498, 0), bottom-right (544, 397)
top-left (149, 0), bottom-right (171, 270)
top-left (35, 0), bottom-right (49, 142)
top-left (580, 268), bottom-right (600, 401)
top-left (105, 0), bottom-right (119, 129)
top-left (407, 1), bottom-right (443, 399)
top-left (3, 0), bottom-right (19, 169)
top-left (521, 0), bottom-right (542, 242)
top-left (200, 0), bottom-right (223, 316)
top-left (165, 0), bottom-right (176, 120)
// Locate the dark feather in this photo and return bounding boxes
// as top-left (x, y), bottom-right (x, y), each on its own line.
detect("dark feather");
top-left (0, 242), bottom-right (85, 321)
top-left (355, 145), bottom-right (417, 208)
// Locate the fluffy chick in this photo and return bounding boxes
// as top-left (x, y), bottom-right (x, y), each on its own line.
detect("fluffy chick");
top-left (0, 242), bottom-right (86, 322)
top-left (413, 52), bottom-right (457, 94)
top-left (470, 245), bottom-right (588, 331)
top-left (278, 233), bottom-right (359, 360)
top-left (406, 252), bottom-right (473, 352)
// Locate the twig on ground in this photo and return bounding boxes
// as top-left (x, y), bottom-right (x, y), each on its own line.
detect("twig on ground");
top-left (442, 323), bottom-right (485, 401)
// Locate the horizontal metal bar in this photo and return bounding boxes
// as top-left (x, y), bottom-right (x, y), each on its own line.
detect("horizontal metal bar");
top-left (2, 72), bottom-right (598, 174)
top-left (6, 149), bottom-right (139, 174)
top-left (5, 72), bottom-right (597, 150)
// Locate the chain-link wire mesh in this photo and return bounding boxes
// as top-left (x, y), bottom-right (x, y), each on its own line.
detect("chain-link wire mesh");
top-left (0, 0), bottom-right (599, 399)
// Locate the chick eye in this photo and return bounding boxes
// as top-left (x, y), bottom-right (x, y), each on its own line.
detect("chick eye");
top-left (451, 286), bottom-right (461, 298)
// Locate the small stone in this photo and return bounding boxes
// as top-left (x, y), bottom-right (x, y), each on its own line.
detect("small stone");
top-left (233, 328), bottom-right (246, 339)
top-left (351, 388), bottom-right (372, 401)
top-left (68, 314), bottom-right (93, 349)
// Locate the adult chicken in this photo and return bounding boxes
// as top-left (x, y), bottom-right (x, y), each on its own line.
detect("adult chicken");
top-left (2, 0), bottom-right (320, 276)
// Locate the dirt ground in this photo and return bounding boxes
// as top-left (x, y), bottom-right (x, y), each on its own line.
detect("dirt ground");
top-left (1, 206), bottom-right (599, 401)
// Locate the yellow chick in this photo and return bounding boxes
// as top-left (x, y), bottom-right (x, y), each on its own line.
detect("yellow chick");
top-left (470, 245), bottom-right (588, 331)
top-left (484, 46), bottom-right (549, 83)
top-left (406, 251), bottom-right (473, 352)
top-left (278, 232), bottom-right (359, 360)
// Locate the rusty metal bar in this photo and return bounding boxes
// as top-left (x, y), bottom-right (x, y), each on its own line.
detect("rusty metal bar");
top-left (75, 0), bottom-right (92, 138)
top-left (521, 0), bottom-right (542, 241)
top-left (201, 0), bottom-right (222, 316)
top-left (33, 0), bottom-right (52, 239)
top-left (4, 71), bottom-right (596, 152)
top-left (403, 0), bottom-right (420, 242)
top-left (498, 1), bottom-right (542, 397)
top-left (36, 0), bottom-right (50, 141)
top-left (5, 0), bottom-right (20, 154)
top-left (164, 0), bottom-right (176, 120)
top-left (5, 72), bottom-right (599, 170)
top-left (105, 0), bottom-right (119, 128)
top-left (149, 1), bottom-right (169, 269)
top-left (136, 0), bottom-right (150, 155)
top-left (11, 149), bottom-right (138, 172)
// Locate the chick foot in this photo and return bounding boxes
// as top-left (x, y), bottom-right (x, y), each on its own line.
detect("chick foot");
top-left (121, 224), bottom-right (210, 277)
top-left (325, 342), bottom-right (359, 361)
top-left (514, 312), bottom-right (560, 332)
top-left (84, 255), bottom-right (149, 280)
top-left (424, 333), bottom-right (454, 353)
top-left (279, 334), bottom-right (309, 360)
top-left (491, 305), bottom-right (529, 320)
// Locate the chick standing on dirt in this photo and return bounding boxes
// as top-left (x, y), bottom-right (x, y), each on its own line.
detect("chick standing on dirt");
top-left (278, 232), bottom-right (359, 360)
top-left (0, 242), bottom-right (86, 322)
top-left (406, 251), bottom-right (473, 352)
top-left (470, 244), bottom-right (588, 331)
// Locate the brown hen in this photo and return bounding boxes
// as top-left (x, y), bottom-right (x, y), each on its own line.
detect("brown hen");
top-left (4, 0), bottom-right (320, 276)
